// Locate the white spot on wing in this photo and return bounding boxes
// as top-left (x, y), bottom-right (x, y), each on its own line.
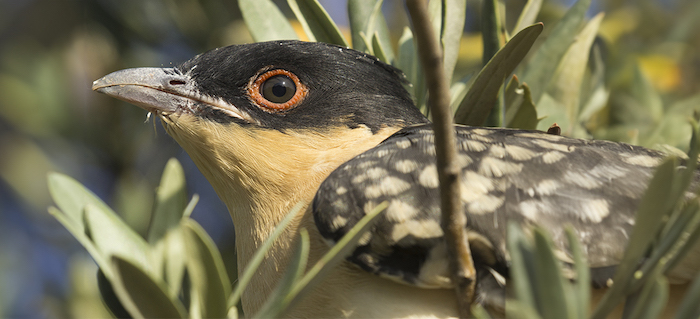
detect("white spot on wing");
top-left (579, 199), bottom-right (610, 223)
top-left (623, 154), bottom-right (661, 167)
top-left (336, 186), bottom-right (347, 195)
top-left (394, 159), bottom-right (419, 173)
top-left (519, 200), bottom-right (551, 221)
top-left (535, 179), bottom-right (560, 195)
top-left (456, 154), bottom-right (474, 167)
top-left (419, 164), bottom-right (440, 188)
top-left (385, 200), bottom-right (420, 223)
top-left (358, 231), bottom-right (373, 246)
top-left (364, 176), bottom-right (411, 198)
top-left (391, 219), bottom-right (444, 243)
top-left (423, 144), bottom-right (436, 156)
top-left (470, 133), bottom-right (493, 143)
top-left (542, 151), bottom-right (566, 163)
top-left (357, 160), bottom-right (379, 169)
top-left (395, 139), bottom-right (411, 149)
top-left (472, 128), bottom-right (493, 136)
top-left (478, 157), bottom-right (523, 177)
top-left (375, 149), bottom-right (391, 158)
top-left (488, 145), bottom-right (506, 158)
top-left (462, 140), bottom-right (487, 152)
top-left (564, 171), bottom-right (603, 189)
top-left (505, 144), bottom-right (537, 161)
top-left (461, 172), bottom-right (494, 202)
top-left (331, 215), bottom-right (348, 230)
top-left (331, 199), bottom-right (348, 211)
top-left (467, 195), bottom-right (504, 215)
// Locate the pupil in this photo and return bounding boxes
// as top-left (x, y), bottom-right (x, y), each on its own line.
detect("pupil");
top-left (272, 83), bottom-right (287, 97)
top-left (261, 74), bottom-right (296, 104)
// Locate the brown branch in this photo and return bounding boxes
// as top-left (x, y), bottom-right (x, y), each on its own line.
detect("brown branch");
top-left (405, 1), bottom-right (476, 318)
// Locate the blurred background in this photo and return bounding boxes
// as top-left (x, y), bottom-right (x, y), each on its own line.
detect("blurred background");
top-left (0, 0), bottom-right (698, 318)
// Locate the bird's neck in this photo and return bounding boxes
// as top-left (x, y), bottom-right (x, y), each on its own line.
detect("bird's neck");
top-left (165, 115), bottom-right (401, 313)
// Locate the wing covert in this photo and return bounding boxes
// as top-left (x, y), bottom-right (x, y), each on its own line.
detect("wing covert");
top-left (312, 124), bottom-right (670, 290)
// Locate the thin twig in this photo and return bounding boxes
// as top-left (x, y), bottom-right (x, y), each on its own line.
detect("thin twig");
top-left (405, 1), bottom-right (476, 318)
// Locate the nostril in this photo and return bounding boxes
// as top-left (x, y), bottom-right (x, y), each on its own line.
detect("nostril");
top-left (169, 79), bottom-right (186, 85)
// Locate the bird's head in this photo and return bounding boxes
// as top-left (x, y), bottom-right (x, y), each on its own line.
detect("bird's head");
top-left (93, 40), bottom-right (428, 224)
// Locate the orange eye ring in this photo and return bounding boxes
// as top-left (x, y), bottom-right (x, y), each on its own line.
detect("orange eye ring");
top-left (248, 69), bottom-right (308, 112)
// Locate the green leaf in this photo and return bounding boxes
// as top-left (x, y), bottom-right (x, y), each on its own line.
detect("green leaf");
top-left (565, 227), bottom-right (590, 319)
top-left (253, 228), bottom-right (310, 319)
top-left (454, 23), bottom-right (543, 125)
top-left (239, 0), bottom-right (298, 42)
top-left (287, 0), bottom-right (349, 46)
top-left (532, 228), bottom-right (570, 319)
top-left (470, 303), bottom-right (492, 319)
top-left (47, 172), bottom-right (114, 229)
top-left (148, 158), bottom-right (188, 244)
top-left (280, 201), bottom-right (388, 314)
top-left (152, 227), bottom-right (186, 298)
top-left (110, 256), bottom-right (187, 319)
top-left (507, 222), bottom-right (537, 312)
top-left (674, 273), bottom-right (700, 319)
top-left (481, 0), bottom-right (501, 65)
top-left (578, 85), bottom-right (610, 126)
top-left (371, 31), bottom-right (390, 64)
top-left (449, 74), bottom-right (474, 113)
top-left (521, 0), bottom-right (592, 102)
top-left (396, 27), bottom-right (427, 114)
top-left (481, 0), bottom-right (503, 127)
top-left (83, 204), bottom-right (154, 277)
top-left (348, 0), bottom-right (392, 58)
top-left (441, 0), bottom-right (467, 85)
top-left (228, 201), bottom-right (306, 308)
top-left (535, 13), bottom-right (604, 136)
top-left (662, 201), bottom-right (700, 277)
top-left (183, 193), bottom-right (199, 219)
top-left (632, 65), bottom-right (665, 143)
top-left (505, 300), bottom-right (543, 319)
top-left (48, 206), bottom-right (109, 276)
top-left (512, 0), bottom-right (543, 36)
top-left (505, 76), bottom-right (539, 130)
top-left (591, 157), bottom-right (678, 319)
top-left (627, 274), bottom-right (668, 319)
top-left (184, 219), bottom-right (230, 319)
top-left (578, 45), bottom-right (608, 125)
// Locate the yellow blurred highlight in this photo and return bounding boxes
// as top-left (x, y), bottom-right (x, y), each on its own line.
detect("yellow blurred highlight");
top-left (289, 20), bottom-right (353, 46)
top-left (290, 20), bottom-right (310, 41)
top-left (458, 33), bottom-right (484, 65)
top-left (599, 7), bottom-right (640, 43)
top-left (637, 54), bottom-right (682, 92)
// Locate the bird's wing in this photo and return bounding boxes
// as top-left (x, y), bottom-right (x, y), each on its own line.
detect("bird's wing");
top-left (313, 124), bottom-right (668, 290)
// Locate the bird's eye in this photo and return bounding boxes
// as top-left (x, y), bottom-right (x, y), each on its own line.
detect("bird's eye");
top-left (248, 69), bottom-right (307, 112)
top-left (262, 75), bottom-right (295, 103)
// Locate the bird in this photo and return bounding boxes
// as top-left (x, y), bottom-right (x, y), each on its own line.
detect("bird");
top-left (92, 40), bottom-right (699, 318)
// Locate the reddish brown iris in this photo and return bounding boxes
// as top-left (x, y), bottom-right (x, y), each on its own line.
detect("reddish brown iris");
top-left (248, 69), bottom-right (307, 112)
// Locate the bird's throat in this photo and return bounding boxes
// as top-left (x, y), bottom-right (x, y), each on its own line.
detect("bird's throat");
top-left (160, 112), bottom-right (402, 313)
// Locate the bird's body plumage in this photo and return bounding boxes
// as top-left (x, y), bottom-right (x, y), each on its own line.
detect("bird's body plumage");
top-left (93, 40), bottom-right (699, 318)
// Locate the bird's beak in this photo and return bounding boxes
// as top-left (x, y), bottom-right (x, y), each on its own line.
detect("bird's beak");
top-left (93, 67), bottom-right (255, 123)
top-left (92, 67), bottom-right (190, 114)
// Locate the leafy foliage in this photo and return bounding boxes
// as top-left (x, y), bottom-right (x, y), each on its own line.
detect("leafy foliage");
top-left (27, 0), bottom-right (700, 318)
top-left (48, 157), bottom-right (386, 318)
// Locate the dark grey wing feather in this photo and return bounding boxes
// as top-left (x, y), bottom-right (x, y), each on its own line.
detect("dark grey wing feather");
top-left (313, 124), bottom-right (668, 289)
